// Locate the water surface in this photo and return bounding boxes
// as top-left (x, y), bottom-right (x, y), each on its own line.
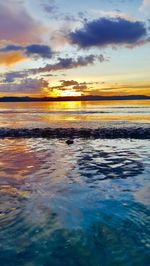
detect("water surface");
top-left (0, 138), bottom-right (150, 266)
top-left (0, 100), bottom-right (149, 128)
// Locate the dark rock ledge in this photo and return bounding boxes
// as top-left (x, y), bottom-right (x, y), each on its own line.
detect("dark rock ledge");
top-left (0, 127), bottom-right (149, 139)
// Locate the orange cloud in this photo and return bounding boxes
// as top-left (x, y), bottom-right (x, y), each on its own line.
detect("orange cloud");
top-left (0, 51), bottom-right (27, 66)
top-left (82, 82), bottom-right (150, 97)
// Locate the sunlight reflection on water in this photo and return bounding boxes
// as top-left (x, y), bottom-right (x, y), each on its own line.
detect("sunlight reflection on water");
top-left (0, 100), bottom-right (150, 128)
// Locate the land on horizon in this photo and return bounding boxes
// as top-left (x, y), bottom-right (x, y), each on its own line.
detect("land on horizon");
top-left (0, 95), bottom-right (150, 102)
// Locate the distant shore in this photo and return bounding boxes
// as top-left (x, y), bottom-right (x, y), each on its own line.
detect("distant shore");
top-left (0, 95), bottom-right (150, 102)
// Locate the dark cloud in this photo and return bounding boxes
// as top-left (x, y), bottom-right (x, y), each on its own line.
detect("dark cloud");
top-left (59, 80), bottom-right (79, 86)
top-left (73, 84), bottom-right (88, 91)
top-left (0, 44), bottom-right (52, 59)
top-left (2, 72), bottom-right (27, 83)
top-left (0, 78), bottom-right (48, 94)
top-left (98, 54), bottom-right (107, 62)
top-left (0, 53), bottom-right (106, 80)
top-left (0, 44), bottom-right (22, 52)
top-left (46, 80), bottom-right (79, 91)
top-left (33, 54), bottom-right (106, 73)
top-left (25, 44), bottom-right (52, 58)
top-left (69, 17), bottom-right (148, 48)
top-left (46, 80), bottom-right (95, 93)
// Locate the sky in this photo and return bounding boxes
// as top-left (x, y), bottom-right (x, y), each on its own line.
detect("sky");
top-left (0, 0), bottom-right (150, 98)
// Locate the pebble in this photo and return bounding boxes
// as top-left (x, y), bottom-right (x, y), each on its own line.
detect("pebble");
top-left (0, 127), bottom-right (149, 139)
top-left (66, 139), bottom-right (74, 145)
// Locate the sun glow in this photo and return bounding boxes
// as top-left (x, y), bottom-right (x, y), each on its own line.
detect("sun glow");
top-left (59, 90), bottom-right (82, 97)
top-left (43, 88), bottom-right (82, 97)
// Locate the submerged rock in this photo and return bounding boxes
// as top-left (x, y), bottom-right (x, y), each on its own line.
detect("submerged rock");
top-left (66, 139), bottom-right (74, 145)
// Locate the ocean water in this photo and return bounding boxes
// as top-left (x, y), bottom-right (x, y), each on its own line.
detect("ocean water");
top-left (0, 100), bottom-right (149, 128)
top-left (0, 100), bottom-right (150, 266)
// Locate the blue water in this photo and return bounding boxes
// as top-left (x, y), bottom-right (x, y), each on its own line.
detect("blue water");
top-left (0, 138), bottom-right (150, 266)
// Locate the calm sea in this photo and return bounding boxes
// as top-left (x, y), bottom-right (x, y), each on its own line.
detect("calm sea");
top-left (0, 100), bottom-right (149, 128)
top-left (0, 100), bottom-right (150, 266)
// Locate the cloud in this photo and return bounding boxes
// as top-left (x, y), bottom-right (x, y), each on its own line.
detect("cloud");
top-left (91, 9), bottom-right (133, 21)
top-left (59, 80), bottom-right (79, 87)
top-left (1, 72), bottom-right (28, 83)
top-left (72, 84), bottom-right (88, 91)
top-left (0, 78), bottom-right (48, 94)
top-left (41, 0), bottom-right (57, 14)
top-left (33, 54), bottom-right (106, 73)
top-left (0, 44), bottom-right (52, 59)
top-left (69, 17), bottom-right (148, 48)
top-left (0, 52), bottom-right (27, 66)
top-left (25, 44), bottom-right (52, 58)
top-left (0, 1), bottom-right (43, 44)
top-left (45, 80), bottom-right (97, 94)
top-left (140, 0), bottom-right (150, 12)
top-left (0, 53), bottom-right (104, 81)
top-left (0, 44), bottom-right (21, 52)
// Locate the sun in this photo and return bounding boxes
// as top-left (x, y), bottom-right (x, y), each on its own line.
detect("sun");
top-left (43, 88), bottom-right (82, 97)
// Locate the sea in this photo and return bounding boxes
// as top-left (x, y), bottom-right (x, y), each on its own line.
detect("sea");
top-left (0, 100), bottom-right (150, 266)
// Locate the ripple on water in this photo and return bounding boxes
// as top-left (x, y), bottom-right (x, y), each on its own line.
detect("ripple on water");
top-left (0, 138), bottom-right (150, 265)
top-left (77, 148), bottom-right (144, 182)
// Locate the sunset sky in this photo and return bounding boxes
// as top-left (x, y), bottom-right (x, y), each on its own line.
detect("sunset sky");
top-left (0, 0), bottom-right (150, 97)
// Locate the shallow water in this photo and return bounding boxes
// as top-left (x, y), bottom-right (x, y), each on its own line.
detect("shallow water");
top-left (0, 138), bottom-right (150, 266)
top-left (0, 100), bottom-right (150, 128)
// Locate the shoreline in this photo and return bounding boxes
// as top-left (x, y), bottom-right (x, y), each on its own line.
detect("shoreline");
top-left (0, 127), bottom-right (149, 139)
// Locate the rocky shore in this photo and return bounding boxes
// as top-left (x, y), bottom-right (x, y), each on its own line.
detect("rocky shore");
top-left (0, 127), bottom-right (149, 139)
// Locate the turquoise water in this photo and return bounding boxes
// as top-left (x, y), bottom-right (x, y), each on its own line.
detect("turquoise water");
top-left (0, 138), bottom-right (150, 266)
